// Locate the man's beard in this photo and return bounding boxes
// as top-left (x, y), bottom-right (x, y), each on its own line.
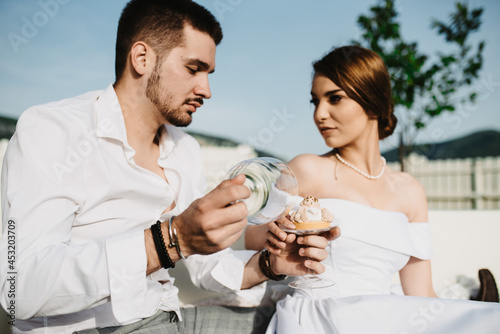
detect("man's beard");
top-left (146, 62), bottom-right (200, 127)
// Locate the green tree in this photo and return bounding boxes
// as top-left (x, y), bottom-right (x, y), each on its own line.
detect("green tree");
top-left (352, 0), bottom-right (485, 170)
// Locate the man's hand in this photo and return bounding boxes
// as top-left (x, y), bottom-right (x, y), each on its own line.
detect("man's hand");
top-left (175, 174), bottom-right (250, 257)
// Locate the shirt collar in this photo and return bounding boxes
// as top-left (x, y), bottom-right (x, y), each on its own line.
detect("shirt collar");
top-left (93, 84), bottom-right (179, 161)
top-left (158, 124), bottom-right (176, 165)
top-left (93, 84), bottom-right (128, 143)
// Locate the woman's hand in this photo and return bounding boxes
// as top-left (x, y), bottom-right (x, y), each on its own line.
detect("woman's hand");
top-left (264, 216), bottom-right (341, 276)
top-left (241, 218), bottom-right (341, 288)
top-left (265, 216), bottom-right (341, 255)
top-left (320, 226), bottom-right (341, 242)
top-left (271, 233), bottom-right (330, 276)
top-left (265, 216), bottom-right (295, 255)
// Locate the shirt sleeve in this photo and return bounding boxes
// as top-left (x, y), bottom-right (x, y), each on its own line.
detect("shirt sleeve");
top-left (0, 110), bottom-right (148, 321)
top-left (184, 249), bottom-right (267, 306)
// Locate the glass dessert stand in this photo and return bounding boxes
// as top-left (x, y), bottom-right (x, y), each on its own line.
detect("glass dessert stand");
top-left (283, 221), bottom-right (338, 289)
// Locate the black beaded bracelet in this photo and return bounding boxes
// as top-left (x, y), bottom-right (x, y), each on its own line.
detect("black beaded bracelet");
top-left (151, 221), bottom-right (175, 269)
top-left (258, 250), bottom-right (287, 281)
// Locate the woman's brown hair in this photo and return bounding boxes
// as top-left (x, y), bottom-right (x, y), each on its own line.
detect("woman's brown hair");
top-left (313, 45), bottom-right (397, 139)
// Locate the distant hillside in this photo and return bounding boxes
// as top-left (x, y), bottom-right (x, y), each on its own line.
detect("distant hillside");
top-left (383, 130), bottom-right (500, 162)
top-left (0, 115), bottom-right (16, 139)
top-left (188, 130), bottom-right (241, 147)
top-left (187, 130), bottom-right (282, 160)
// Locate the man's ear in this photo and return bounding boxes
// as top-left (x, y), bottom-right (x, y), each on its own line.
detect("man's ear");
top-left (129, 41), bottom-right (154, 76)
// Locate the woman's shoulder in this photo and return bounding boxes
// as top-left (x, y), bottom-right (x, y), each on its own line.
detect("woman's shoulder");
top-left (289, 153), bottom-right (332, 175)
top-left (288, 153), bottom-right (335, 195)
top-left (385, 167), bottom-right (428, 222)
top-left (289, 153), bottom-right (324, 165)
top-left (386, 168), bottom-right (424, 192)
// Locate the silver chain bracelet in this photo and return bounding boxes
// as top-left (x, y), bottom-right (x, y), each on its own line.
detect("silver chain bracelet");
top-left (168, 215), bottom-right (186, 260)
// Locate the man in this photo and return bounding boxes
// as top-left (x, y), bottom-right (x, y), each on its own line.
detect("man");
top-left (0, 0), bottom-right (336, 333)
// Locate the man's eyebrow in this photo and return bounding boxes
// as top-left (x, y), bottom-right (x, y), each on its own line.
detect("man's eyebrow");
top-left (186, 58), bottom-right (215, 74)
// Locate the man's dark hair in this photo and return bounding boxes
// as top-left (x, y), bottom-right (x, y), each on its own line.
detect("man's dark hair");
top-left (115, 0), bottom-right (223, 83)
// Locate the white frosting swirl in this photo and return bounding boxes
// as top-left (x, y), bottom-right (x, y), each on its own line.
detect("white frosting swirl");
top-left (305, 207), bottom-right (322, 221)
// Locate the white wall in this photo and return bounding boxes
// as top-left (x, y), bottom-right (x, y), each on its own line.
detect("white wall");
top-left (429, 210), bottom-right (500, 293)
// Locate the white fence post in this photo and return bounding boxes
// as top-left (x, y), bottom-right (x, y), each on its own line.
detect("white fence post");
top-left (472, 159), bottom-right (484, 209)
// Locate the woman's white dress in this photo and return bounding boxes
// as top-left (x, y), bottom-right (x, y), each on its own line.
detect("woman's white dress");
top-left (266, 198), bottom-right (500, 334)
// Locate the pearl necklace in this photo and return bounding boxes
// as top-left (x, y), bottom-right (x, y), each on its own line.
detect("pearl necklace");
top-left (335, 153), bottom-right (386, 180)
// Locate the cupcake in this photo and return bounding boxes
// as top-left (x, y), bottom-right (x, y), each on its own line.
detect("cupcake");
top-left (288, 196), bottom-right (334, 230)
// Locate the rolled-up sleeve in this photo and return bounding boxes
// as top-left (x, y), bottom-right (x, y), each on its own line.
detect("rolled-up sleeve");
top-left (185, 249), bottom-right (267, 306)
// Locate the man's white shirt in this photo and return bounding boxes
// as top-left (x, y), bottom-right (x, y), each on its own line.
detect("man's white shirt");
top-left (0, 85), bottom-right (265, 333)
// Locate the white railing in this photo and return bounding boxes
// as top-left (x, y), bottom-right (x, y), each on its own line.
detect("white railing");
top-left (388, 154), bottom-right (500, 210)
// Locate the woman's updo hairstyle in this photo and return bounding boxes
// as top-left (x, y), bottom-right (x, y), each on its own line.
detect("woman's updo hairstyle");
top-left (312, 45), bottom-right (397, 139)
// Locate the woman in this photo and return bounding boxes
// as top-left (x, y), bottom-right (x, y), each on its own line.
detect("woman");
top-left (246, 45), bottom-right (500, 334)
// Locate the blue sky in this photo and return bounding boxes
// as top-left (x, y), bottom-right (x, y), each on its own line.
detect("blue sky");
top-left (0, 0), bottom-right (499, 161)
